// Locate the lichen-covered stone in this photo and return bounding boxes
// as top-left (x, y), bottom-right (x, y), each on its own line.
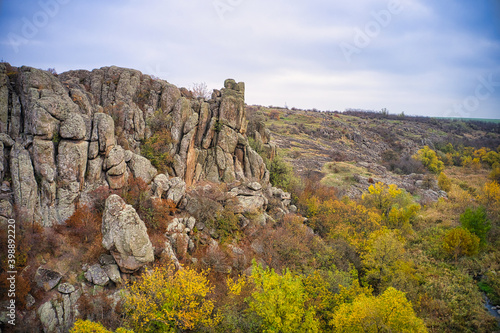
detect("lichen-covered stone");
top-left (102, 194), bottom-right (154, 273)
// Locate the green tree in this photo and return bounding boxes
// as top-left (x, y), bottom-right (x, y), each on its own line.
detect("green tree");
top-left (413, 146), bottom-right (444, 174)
top-left (267, 155), bottom-right (293, 191)
top-left (330, 287), bottom-right (427, 332)
top-left (248, 261), bottom-right (320, 333)
top-left (442, 227), bottom-right (480, 261)
top-left (460, 206), bottom-right (491, 246)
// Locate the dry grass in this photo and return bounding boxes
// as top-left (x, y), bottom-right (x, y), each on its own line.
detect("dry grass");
top-left (321, 161), bottom-right (374, 188)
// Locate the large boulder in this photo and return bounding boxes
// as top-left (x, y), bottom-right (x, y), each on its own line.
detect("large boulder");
top-left (102, 194), bottom-right (154, 273)
top-left (128, 153), bottom-right (158, 184)
top-left (35, 267), bottom-right (62, 291)
top-left (84, 264), bottom-right (110, 286)
top-left (164, 177), bottom-right (186, 205)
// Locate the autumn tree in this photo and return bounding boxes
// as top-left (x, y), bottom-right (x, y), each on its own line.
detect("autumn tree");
top-left (248, 261), bottom-right (320, 333)
top-left (361, 229), bottom-right (418, 293)
top-left (308, 198), bottom-right (381, 249)
top-left (330, 287), bottom-right (428, 332)
top-left (442, 227), bottom-right (480, 261)
top-left (362, 182), bottom-right (420, 232)
top-left (478, 181), bottom-right (500, 220)
top-left (413, 146), bottom-right (444, 174)
top-left (70, 320), bottom-right (132, 333)
top-left (123, 265), bottom-right (219, 332)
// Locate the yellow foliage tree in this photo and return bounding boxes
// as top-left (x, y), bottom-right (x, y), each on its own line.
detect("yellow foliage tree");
top-left (248, 261), bottom-right (320, 333)
top-left (361, 229), bottom-right (418, 293)
top-left (442, 227), bottom-right (480, 261)
top-left (308, 198), bottom-right (381, 248)
top-left (123, 265), bottom-right (219, 332)
top-left (330, 287), bottom-right (428, 332)
top-left (413, 146), bottom-right (444, 174)
top-left (70, 320), bottom-right (133, 333)
top-left (362, 183), bottom-right (420, 232)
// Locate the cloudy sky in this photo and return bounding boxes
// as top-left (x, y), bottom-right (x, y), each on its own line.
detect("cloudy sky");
top-left (1, 0), bottom-right (499, 118)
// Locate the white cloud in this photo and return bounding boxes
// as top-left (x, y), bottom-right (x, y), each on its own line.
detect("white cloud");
top-left (1, 0), bottom-right (499, 118)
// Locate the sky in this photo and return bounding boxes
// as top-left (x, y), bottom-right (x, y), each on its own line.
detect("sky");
top-left (0, 0), bottom-right (499, 118)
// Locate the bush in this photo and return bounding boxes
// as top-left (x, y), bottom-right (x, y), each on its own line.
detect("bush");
top-left (438, 172), bottom-right (452, 192)
top-left (267, 155), bottom-right (294, 191)
top-left (489, 166), bottom-right (500, 183)
top-left (141, 129), bottom-right (174, 174)
top-left (460, 206), bottom-right (491, 246)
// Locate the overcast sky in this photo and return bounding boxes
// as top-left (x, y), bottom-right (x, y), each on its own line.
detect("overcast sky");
top-left (1, 0), bottom-right (499, 118)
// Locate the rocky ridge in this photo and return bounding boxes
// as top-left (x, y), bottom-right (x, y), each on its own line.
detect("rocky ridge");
top-left (0, 64), bottom-right (271, 227)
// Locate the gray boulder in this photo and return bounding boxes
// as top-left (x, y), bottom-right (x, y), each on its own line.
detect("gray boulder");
top-left (235, 195), bottom-right (267, 214)
top-left (57, 283), bottom-right (76, 294)
top-left (128, 153), bottom-right (158, 184)
top-left (59, 113), bottom-right (86, 140)
top-left (165, 177), bottom-right (186, 205)
top-left (84, 264), bottom-right (109, 286)
top-left (35, 267), bottom-right (62, 291)
top-left (152, 173), bottom-right (170, 198)
top-left (102, 194), bottom-right (154, 273)
top-left (103, 264), bottom-right (122, 284)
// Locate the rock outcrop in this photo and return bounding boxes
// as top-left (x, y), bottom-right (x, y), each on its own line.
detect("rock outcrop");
top-left (0, 63), bottom-right (270, 226)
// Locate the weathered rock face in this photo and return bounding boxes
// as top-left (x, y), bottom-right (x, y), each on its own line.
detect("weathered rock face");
top-left (0, 63), bottom-right (270, 226)
top-left (102, 194), bottom-right (154, 273)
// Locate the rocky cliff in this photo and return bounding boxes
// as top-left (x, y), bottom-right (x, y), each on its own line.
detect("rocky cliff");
top-left (0, 63), bottom-right (269, 227)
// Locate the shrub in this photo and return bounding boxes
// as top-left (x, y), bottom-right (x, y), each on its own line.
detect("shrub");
top-left (64, 204), bottom-right (101, 244)
top-left (489, 166), bottom-right (500, 183)
top-left (267, 155), bottom-right (294, 191)
top-left (141, 129), bottom-right (174, 174)
top-left (214, 208), bottom-right (240, 243)
top-left (190, 82), bottom-right (210, 99)
top-left (438, 172), bottom-right (452, 192)
top-left (269, 110), bottom-right (280, 120)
